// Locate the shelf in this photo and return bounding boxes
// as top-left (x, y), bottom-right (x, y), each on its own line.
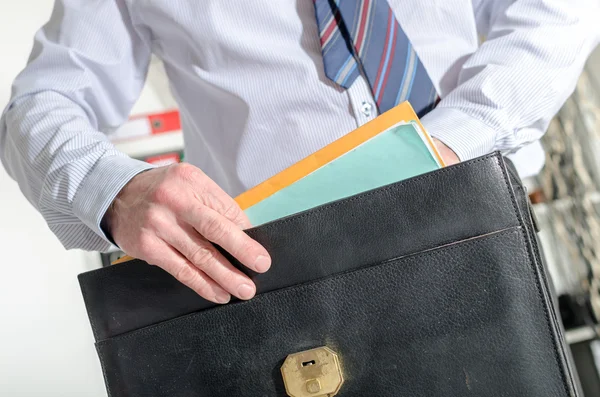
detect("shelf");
top-left (565, 326), bottom-right (599, 345)
top-left (532, 192), bottom-right (600, 219)
top-left (113, 131), bottom-right (184, 159)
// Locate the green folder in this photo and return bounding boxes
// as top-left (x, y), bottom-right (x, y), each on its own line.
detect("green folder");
top-left (245, 122), bottom-right (441, 226)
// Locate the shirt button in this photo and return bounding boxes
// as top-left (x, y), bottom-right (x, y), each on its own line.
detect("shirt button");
top-left (361, 101), bottom-right (373, 117)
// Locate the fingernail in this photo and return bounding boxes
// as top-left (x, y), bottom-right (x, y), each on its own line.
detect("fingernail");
top-left (237, 283), bottom-right (255, 300)
top-left (215, 291), bottom-right (231, 304)
top-left (254, 255), bottom-right (271, 273)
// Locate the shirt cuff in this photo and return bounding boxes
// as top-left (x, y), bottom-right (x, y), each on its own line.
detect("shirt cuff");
top-left (72, 155), bottom-right (155, 249)
top-left (420, 107), bottom-right (498, 161)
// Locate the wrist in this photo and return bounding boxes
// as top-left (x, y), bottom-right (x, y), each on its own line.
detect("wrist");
top-left (433, 138), bottom-right (460, 166)
top-left (72, 155), bottom-right (156, 249)
top-left (99, 167), bottom-right (153, 246)
top-left (421, 107), bottom-right (497, 162)
top-left (100, 202), bottom-right (117, 245)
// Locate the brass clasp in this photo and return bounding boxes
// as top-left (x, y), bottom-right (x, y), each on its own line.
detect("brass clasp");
top-left (281, 347), bottom-right (344, 397)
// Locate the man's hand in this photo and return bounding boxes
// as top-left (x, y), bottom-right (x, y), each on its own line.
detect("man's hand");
top-left (103, 163), bottom-right (271, 304)
top-left (433, 138), bottom-right (460, 166)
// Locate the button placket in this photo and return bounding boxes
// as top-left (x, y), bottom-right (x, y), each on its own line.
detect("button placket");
top-left (347, 76), bottom-right (378, 127)
top-left (360, 101), bottom-right (372, 117)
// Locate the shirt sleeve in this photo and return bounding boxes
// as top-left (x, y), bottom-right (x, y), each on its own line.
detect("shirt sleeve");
top-left (420, 0), bottom-right (600, 161)
top-left (0, 0), bottom-right (155, 252)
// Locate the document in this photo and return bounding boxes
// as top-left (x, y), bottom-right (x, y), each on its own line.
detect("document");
top-left (236, 102), bottom-right (443, 226)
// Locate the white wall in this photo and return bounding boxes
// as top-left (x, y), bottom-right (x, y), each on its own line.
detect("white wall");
top-left (0, 1), bottom-right (170, 395)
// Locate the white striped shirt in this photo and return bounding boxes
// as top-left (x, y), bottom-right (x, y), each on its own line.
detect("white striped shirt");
top-left (1, 0), bottom-right (598, 251)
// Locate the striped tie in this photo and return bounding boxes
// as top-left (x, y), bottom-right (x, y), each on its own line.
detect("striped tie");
top-left (314, 0), bottom-right (438, 117)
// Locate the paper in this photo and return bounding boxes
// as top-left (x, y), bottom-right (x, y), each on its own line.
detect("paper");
top-left (243, 121), bottom-right (441, 226)
top-left (235, 101), bottom-right (444, 211)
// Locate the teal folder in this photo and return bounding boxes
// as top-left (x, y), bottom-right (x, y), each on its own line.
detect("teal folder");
top-left (245, 122), bottom-right (441, 226)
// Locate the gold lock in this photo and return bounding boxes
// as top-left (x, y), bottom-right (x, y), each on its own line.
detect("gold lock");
top-left (281, 346), bottom-right (344, 397)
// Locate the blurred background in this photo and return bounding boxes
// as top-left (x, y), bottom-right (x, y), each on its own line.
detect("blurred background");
top-left (2, 1), bottom-right (600, 396)
top-left (0, 1), bottom-right (181, 395)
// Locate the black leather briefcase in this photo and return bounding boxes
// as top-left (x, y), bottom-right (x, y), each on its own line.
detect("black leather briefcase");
top-left (79, 153), bottom-right (581, 396)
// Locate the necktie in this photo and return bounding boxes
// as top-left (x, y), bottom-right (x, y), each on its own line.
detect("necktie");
top-left (314, 0), bottom-right (438, 117)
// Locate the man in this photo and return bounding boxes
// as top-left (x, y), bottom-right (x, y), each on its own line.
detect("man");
top-left (1, 0), bottom-right (597, 305)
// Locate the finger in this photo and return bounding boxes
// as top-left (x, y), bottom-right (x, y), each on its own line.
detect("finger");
top-left (143, 236), bottom-right (232, 304)
top-left (159, 224), bottom-right (257, 300)
top-left (179, 166), bottom-right (252, 229)
top-left (186, 205), bottom-right (271, 273)
top-left (194, 188), bottom-right (252, 229)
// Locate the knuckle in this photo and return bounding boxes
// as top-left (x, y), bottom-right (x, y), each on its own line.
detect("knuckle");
top-left (219, 269), bottom-right (239, 289)
top-left (233, 212), bottom-right (250, 228)
top-left (150, 183), bottom-right (172, 204)
top-left (198, 192), bottom-right (219, 210)
top-left (136, 233), bottom-right (156, 258)
top-left (238, 240), bottom-right (257, 257)
top-left (143, 208), bottom-right (164, 228)
top-left (189, 245), bottom-right (217, 269)
top-left (175, 265), bottom-right (198, 286)
top-left (227, 237), bottom-right (252, 258)
top-left (202, 216), bottom-right (228, 241)
top-left (221, 201), bottom-right (243, 221)
top-left (167, 163), bottom-right (185, 176)
top-left (168, 194), bottom-right (190, 215)
top-left (173, 163), bottom-right (201, 182)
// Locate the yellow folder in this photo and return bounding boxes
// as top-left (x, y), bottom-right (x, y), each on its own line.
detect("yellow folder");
top-left (235, 101), bottom-right (444, 210)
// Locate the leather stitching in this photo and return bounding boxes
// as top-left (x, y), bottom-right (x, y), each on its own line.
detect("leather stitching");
top-left (96, 227), bottom-right (520, 346)
top-left (96, 344), bottom-right (113, 397)
top-left (495, 155), bottom-right (571, 395)
top-left (78, 277), bottom-right (101, 342)
top-left (79, 277), bottom-right (114, 396)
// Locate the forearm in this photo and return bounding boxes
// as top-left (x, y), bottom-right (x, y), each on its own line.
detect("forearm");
top-left (0, 0), bottom-right (155, 250)
top-left (422, 0), bottom-right (599, 161)
top-left (1, 92), bottom-right (153, 251)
